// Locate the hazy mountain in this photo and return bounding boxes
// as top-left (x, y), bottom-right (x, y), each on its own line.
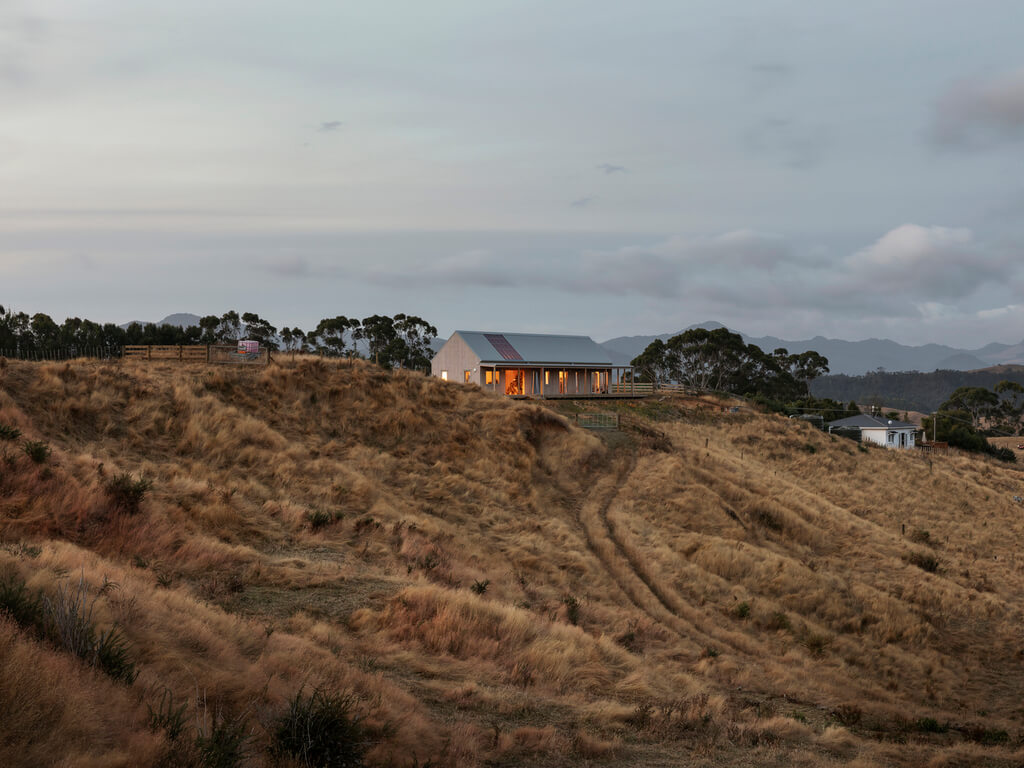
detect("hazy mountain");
top-left (119, 313), bottom-right (202, 330)
top-left (600, 323), bottom-right (1024, 375)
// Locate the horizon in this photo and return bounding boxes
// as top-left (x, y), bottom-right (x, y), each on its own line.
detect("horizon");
top-left (5, 2), bottom-right (1024, 348)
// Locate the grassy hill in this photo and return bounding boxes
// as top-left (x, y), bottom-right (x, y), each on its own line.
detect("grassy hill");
top-left (2, 357), bottom-right (1024, 767)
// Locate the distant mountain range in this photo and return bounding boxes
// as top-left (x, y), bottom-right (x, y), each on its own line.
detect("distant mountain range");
top-left (600, 322), bottom-right (1024, 376)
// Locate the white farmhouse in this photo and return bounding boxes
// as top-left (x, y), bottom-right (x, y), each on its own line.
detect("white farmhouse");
top-left (827, 414), bottom-right (918, 449)
top-left (431, 330), bottom-right (635, 397)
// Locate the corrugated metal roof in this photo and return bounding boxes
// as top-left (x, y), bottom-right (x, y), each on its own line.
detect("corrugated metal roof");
top-left (828, 414), bottom-right (917, 430)
top-left (450, 331), bottom-right (613, 365)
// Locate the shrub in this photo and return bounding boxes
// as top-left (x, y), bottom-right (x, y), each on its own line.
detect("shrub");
top-left (105, 472), bottom-right (153, 515)
top-left (22, 440), bottom-right (51, 464)
top-left (43, 574), bottom-right (138, 683)
top-left (306, 509), bottom-right (335, 531)
top-left (470, 579), bottom-right (490, 595)
top-left (273, 686), bottom-right (367, 768)
top-left (908, 529), bottom-right (931, 545)
top-left (0, 569), bottom-right (44, 631)
top-left (766, 611), bottom-right (791, 631)
top-left (0, 423), bottom-right (21, 441)
top-left (562, 594), bottom-right (581, 625)
top-left (734, 601), bottom-right (751, 619)
top-left (915, 717), bottom-right (948, 733)
top-left (908, 551), bottom-right (939, 573)
top-left (833, 704), bottom-right (862, 727)
top-left (148, 688), bottom-right (189, 742)
top-left (196, 711), bottom-right (249, 768)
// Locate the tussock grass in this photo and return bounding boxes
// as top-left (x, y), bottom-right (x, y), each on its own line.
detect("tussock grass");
top-left (3, 357), bottom-right (1024, 766)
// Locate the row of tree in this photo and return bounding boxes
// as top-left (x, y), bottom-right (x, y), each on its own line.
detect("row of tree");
top-left (630, 327), bottom-right (831, 403)
top-left (810, 368), bottom-right (1024, 413)
top-left (0, 306), bottom-right (438, 370)
top-left (919, 383), bottom-right (1024, 463)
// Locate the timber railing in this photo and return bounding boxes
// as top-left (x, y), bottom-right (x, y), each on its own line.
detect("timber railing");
top-left (122, 345), bottom-right (270, 364)
top-left (608, 381), bottom-right (654, 395)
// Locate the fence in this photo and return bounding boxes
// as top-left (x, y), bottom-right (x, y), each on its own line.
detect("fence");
top-left (123, 345), bottom-right (210, 361)
top-left (0, 347), bottom-right (120, 361)
top-left (575, 412), bottom-right (619, 429)
top-left (609, 382), bottom-right (654, 395)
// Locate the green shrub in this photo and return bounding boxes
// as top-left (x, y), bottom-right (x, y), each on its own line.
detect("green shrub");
top-left (306, 508), bottom-right (342, 531)
top-left (196, 711), bottom-right (249, 768)
top-left (908, 551), bottom-right (939, 573)
top-left (0, 423), bottom-right (21, 441)
top-left (734, 601), bottom-right (751, 619)
top-left (148, 688), bottom-right (189, 742)
top-left (273, 686), bottom-right (366, 768)
top-left (106, 472), bottom-right (152, 515)
top-left (22, 440), bottom-right (50, 464)
top-left (0, 570), bottom-right (44, 631)
top-left (43, 575), bottom-right (137, 684)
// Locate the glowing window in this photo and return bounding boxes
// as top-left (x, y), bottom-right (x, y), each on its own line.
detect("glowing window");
top-left (440, 370), bottom-right (448, 381)
top-left (485, 370), bottom-right (494, 384)
top-left (464, 370), bottom-right (471, 383)
top-left (545, 371), bottom-right (550, 385)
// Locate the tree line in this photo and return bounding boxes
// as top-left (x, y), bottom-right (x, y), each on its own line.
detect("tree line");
top-left (0, 306), bottom-right (438, 370)
top-left (630, 327), bottom-right (831, 403)
top-left (810, 368), bottom-right (1024, 414)
top-left (919, 382), bottom-right (1023, 462)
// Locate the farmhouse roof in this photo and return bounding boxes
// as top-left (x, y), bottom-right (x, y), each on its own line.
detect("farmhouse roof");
top-left (452, 331), bottom-right (613, 366)
top-left (827, 414), bottom-right (917, 430)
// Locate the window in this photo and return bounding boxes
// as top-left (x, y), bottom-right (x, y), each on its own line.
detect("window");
top-left (440, 370), bottom-right (448, 381)
top-left (545, 370), bottom-right (550, 385)
top-left (485, 370), bottom-right (494, 384)
top-left (464, 370), bottom-right (471, 383)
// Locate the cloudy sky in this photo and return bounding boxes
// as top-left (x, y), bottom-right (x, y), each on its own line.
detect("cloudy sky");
top-left (3, 0), bottom-right (1024, 346)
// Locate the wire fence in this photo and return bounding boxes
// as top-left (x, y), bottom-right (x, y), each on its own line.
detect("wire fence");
top-left (0, 347), bottom-right (121, 361)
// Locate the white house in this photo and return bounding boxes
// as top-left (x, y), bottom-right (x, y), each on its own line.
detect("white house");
top-left (431, 330), bottom-right (635, 397)
top-left (827, 414), bottom-right (918, 449)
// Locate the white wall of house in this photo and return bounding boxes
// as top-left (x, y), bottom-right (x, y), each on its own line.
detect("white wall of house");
top-left (431, 333), bottom-right (482, 384)
top-left (861, 427), bottom-right (916, 449)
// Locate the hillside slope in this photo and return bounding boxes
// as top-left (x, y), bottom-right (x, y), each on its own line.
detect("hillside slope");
top-left (1, 358), bottom-right (1024, 767)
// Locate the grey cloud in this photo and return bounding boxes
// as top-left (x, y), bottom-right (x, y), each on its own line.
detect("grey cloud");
top-left (571, 196), bottom-right (596, 207)
top-left (744, 118), bottom-right (827, 170)
top-left (318, 120), bottom-right (344, 132)
top-left (932, 68), bottom-right (1024, 148)
top-left (596, 163), bottom-right (626, 174)
top-left (748, 61), bottom-right (793, 95)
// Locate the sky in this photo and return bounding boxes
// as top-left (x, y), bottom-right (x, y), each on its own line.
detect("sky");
top-left (3, 0), bottom-right (1024, 347)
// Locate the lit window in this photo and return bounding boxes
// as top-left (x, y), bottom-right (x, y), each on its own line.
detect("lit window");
top-left (485, 370), bottom-right (493, 384)
top-left (464, 370), bottom-right (471, 383)
top-left (545, 371), bottom-right (550, 385)
top-left (440, 370), bottom-right (448, 381)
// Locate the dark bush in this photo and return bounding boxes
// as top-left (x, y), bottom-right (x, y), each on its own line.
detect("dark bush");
top-left (22, 440), bottom-right (51, 464)
top-left (0, 423), bottom-right (21, 441)
top-left (562, 594), bottom-right (581, 625)
top-left (196, 711), bottom-right (249, 768)
top-left (273, 686), bottom-right (366, 768)
top-left (0, 569), bottom-right (44, 631)
top-left (908, 551), bottom-right (939, 573)
top-left (106, 472), bottom-right (153, 514)
top-left (470, 579), bottom-right (489, 595)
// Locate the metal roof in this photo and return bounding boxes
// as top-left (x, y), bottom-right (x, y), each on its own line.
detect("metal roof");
top-left (450, 331), bottom-right (613, 366)
top-left (828, 414), bottom-right (917, 430)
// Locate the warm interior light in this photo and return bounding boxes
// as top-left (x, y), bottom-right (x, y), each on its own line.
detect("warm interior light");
top-left (441, 370), bottom-right (448, 381)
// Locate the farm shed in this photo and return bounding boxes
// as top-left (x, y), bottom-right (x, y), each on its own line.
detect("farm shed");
top-left (431, 331), bottom-right (635, 397)
top-left (827, 413), bottom-right (918, 449)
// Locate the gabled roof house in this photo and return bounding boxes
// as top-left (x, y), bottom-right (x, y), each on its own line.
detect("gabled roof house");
top-left (827, 413), bottom-right (918, 449)
top-left (431, 331), bottom-right (634, 397)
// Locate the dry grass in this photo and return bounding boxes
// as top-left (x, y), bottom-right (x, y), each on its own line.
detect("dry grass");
top-left (1, 356), bottom-right (1024, 766)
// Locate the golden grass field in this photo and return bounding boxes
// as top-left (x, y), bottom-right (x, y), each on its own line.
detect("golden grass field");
top-left (2, 356), bottom-right (1024, 767)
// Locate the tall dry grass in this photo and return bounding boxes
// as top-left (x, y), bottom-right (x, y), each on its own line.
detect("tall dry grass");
top-left (2, 356), bottom-right (1024, 766)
